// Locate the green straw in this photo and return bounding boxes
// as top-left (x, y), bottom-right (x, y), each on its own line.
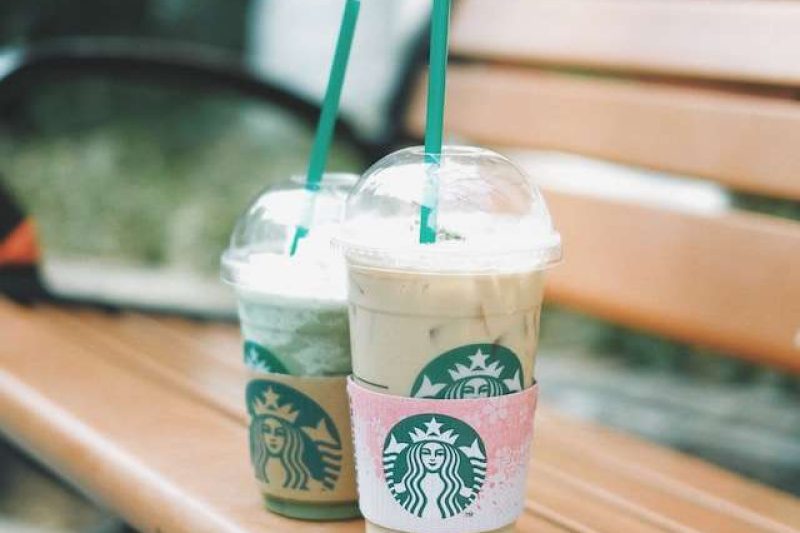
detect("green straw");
top-left (420, 0), bottom-right (452, 245)
top-left (290, 0), bottom-right (361, 256)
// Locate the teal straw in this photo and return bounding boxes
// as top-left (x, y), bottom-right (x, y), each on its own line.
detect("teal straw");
top-left (289, 0), bottom-right (361, 256)
top-left (420, 0), bottom-right (452, 245)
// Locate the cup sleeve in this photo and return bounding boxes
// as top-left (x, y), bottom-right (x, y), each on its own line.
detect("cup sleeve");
top-left (246, 373), bottom-right (357, 502)
top-left (348, 378), bottom-right (539, 533)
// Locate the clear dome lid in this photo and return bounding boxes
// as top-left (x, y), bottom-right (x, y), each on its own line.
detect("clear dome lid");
top-left (336, 146), bottom-right (561, 273)
top-left (221, 173), bottom-right (358, 302)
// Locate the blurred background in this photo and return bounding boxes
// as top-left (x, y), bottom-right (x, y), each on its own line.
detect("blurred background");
top-left (0, 1), bottom-right (798, 531)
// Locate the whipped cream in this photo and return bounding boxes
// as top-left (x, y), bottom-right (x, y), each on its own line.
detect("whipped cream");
top-left (223, 223), bottom-right (347, 306)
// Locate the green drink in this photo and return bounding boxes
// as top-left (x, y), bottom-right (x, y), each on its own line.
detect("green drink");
top-left (222, 174), bottom-right (359, 520)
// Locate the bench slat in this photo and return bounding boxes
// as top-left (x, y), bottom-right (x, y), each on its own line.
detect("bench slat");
top-left (0, 303), bottom-right (361, 533)
top-left (537, 411), bottom-right (800, 532)
top-left (542, 191), bottom-right (800, 372)
top-left (407, 70), bottom-right (800, 370)
top-left (32, 308), bottom-right (659, 531)
top-left (451, 0), bottom-right (800, 86)
top-left (58, 309), bottom-right (800, 527)
top-left (7, 302), bottom-right (798, 532)
top-left (408, 65), bottom-right (800, 200)
top-left (41, 308), bottom-right (246, 422)
top-left (534, 439), bottom-right (795, 533)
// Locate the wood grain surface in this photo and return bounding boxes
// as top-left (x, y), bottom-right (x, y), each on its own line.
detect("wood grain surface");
top-left (408, 65), bottom-right (800, 200)
top-left (451, 0), bottom-right (800, 86)
top-left (2, 300), bottom-right (798, 532)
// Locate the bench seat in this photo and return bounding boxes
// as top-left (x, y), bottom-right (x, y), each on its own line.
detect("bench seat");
top-left (1, 298), bottom-right (798, 532)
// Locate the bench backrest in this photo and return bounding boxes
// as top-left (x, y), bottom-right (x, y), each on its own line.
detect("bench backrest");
top-left (407, 0), bottom-right (800, 372)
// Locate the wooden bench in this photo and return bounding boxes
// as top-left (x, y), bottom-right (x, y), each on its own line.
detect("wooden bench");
top-left (406, 0), bottom-right (800, 372)
top-left (4, 301), bottom-right (799, 532)
top-left (2, 1), bottom-right (800, 532)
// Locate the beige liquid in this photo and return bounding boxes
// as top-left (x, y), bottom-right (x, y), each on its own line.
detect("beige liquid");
top-left (348, 265), bottom-right (544, 396)
top-left (347, 263), bottom-right (544, 533)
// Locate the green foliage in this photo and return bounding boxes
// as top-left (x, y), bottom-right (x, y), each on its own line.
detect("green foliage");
top-left (1, 78), bottom-right (365, 274)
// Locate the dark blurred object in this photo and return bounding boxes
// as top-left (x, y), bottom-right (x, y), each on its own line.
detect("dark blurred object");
top-left (0, 182), bottom-right (46, 302)
top-left (732, 192), bottom-right (800, 222)
top-left (0, 38), bottom-right (376, 310)
top-left (0, 38), bottom-right (370, 148)
top-left (0, 0), bottom-right (248, 53)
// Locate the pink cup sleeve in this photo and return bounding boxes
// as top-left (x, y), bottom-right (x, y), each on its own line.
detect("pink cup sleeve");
top-left (347, 378), bottom-right (538, 533)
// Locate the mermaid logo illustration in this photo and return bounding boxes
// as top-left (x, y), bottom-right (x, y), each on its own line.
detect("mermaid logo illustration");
top-left (410, 344), bottom-right (523, 399)
top-left (246, 380), bottom-right (341, 491)
top-left (383, 414), bottom-right (486, 519)
top-left (244, 341), bottom-right (289, 374)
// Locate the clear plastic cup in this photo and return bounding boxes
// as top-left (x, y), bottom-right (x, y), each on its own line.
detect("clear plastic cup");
top-left (336, 146), bottom-right (561, 533)
top-left (221, 173), bottom-right (359, 520)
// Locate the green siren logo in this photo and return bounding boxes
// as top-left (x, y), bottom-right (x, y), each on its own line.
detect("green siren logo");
top-left (247, 380), bottom-right (341, 491)
top-left (411, 344), bottom-right (523, 399)
top-left (383, 414), bottom-right (486, 519)
top-left (244, 341), bottom-right (289, 374)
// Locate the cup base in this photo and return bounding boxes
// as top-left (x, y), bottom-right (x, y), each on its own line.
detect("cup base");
top-left (264, 496), bottom-right (361, 520)
top-left (366, 520), bottom-right (515, 533)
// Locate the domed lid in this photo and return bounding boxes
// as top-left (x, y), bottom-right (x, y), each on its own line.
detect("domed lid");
top-left (335, 146), bottom-right (561, 273)
top-left (221, 174), bottom-right (358, 303)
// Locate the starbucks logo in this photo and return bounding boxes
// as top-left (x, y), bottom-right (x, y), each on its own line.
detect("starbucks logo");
top-left (246, 380), bottom-right (341, 491)
top-left (411, 344), bottom-right (523, 399)
top-left (244, 341), bottom-right (289, 374)
top-left (383, 414), bottom-right (486, 519)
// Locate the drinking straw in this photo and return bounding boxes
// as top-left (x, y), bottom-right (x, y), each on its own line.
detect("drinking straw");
top-left (419, 0), bottom-right (452, 245)
top-left (289, 0), bottom-right (361, 256)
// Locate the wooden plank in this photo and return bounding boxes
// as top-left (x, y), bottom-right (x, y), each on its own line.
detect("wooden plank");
top-left (26, 307), bottom-right (660, 532)
top-left (34, 307), bottom-right (247, 423)
top-left (0, 303), bottom-right (574, 532)
top-left (19, 303), bottom-right (800, 532)
top-left (543, 191), bottom-right (800, 372)
top-left (533, 438), bottom-right (794, 533)
top-left (0, 303), bottom-right (362, 533)
top-left (152, 316), bottom-right (243, 364)
top-left (514, 512), bottom-right (571, 533)
top-left (451, 0), bottom-right (800, 86)
top-left (408, 65), bottom-right (800, 200)
top-left (4, 301), bottom-right (800, 532)
top-left (141, 315), bottom-right (800, 530)
top-left (407, 69), bottom-right (800, 368)
top-left (124, 315), bottom-right (242, 371)
top-left (527, 467), bottom-right (668, 533)
top-left (103, 311), bottom-right (800, 530)
top-left (537, 408), bottom-right (800, 532)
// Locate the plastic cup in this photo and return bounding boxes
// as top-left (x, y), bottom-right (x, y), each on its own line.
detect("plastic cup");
top-left (222, 174), bottom-right (359, 520)
top-left (337, 147), bottom-right (561, 533)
